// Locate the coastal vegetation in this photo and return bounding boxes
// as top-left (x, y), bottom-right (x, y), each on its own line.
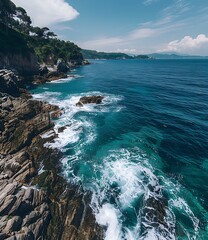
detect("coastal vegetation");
top-left (0, 0), bottom-right (83, 66)
top-left (82, 49), bottom-right (150, 60)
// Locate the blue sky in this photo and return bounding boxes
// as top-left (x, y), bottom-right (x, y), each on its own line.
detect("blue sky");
top-left (13, 0), bottom-right (208, 55)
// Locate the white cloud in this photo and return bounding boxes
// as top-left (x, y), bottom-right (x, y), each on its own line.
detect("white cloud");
top-left (81, 28), bottom-right (155, 50)
top-left (159, 34), bottom-right (208, 55)
top-left (143, 0), bottom-right (159, 6)
top-left (13, 0), bottom-right (79, 27)
top-left (129, 28), bottom-right (155, 40)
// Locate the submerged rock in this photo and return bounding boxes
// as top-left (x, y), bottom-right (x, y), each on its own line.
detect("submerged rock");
top-left (76, 95), bottom-right (104, 107)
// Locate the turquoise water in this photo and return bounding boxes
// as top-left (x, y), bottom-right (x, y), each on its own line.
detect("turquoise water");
top-left (32, 59), bottom-right (208, 239)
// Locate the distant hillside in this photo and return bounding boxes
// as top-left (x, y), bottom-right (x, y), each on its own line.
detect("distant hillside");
top-left (148, 53), bottom-right (208, 59)
top-left (82, 49), bottom-right (150, 60)
top-left (82, 49), bottom-right (133, 59)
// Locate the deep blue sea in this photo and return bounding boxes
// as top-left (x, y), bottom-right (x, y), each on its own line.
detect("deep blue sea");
top-left (32, 59), bottom-right (208, 239)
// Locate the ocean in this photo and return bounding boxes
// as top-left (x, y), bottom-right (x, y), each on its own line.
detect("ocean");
top-left (32, 59), bottom-right (208, 239)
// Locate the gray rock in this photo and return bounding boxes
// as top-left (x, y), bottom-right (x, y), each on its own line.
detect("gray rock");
top-left (15, 230), bottom-right (34, 240)
top-left (0, 183), bottom-right (18, 201)
top-left (23, 211), bottom-right (41, 226)
top-left (0, 216), bottom-right (8, 231)
top-left (39, 66), bottom-right (49, 76)
top-left (8, 190), bottom-right (25, 215)
top-left (56, 59), bottom-right (69, 73)
top-left (22, 188), bottom-right (34, 202)
top-left (0, 195), bottom-right (17, 215)
top-left (76, 96), bottom-right (104, 107)
top-left (4, 237), bottom-right (16, 240)
top-left (0, 233), bottom-right (8, 240)
top-left (0, 70), bottom-right (21, 97)
top-left (4, 216), bottom-right (22, 232)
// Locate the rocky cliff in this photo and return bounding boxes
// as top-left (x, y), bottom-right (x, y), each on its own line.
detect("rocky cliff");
top-left (0, 53), bottom-right (39, 76)
top-left (0, 71), bottom-right (104, 239)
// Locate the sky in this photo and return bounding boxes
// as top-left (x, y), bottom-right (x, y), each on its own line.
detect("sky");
top-left (12, 0), bottom-right (208, 55)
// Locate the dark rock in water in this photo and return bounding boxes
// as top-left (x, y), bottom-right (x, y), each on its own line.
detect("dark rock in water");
top-left (57, 59), bottom-right (70, 73)
top-left (46, 71), bottom-right (67, 81)
top-left (50, 109), bottom-right (63, 119)
top-left (82, 59), bottom-right (90, 65)
top-left (76, 95), bottom-right (104, 107)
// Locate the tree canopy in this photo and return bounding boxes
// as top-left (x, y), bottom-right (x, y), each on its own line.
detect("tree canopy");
top-left (0, 0), bottom-right (83, 65)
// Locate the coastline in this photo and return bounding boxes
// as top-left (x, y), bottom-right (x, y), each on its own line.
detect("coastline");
top-left (0, 70), bottom-right (104, 239)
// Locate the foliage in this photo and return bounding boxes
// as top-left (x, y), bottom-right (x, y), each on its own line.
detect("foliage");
top-left (28, 36), bottom-right (83, 64)
top-left (0, 0), bottom-right (83, 65)
top-left (0, 22), bottom-right (30, 54)
top-left (82, 49), bottom-right (150, 60)
top-left (82, 49), bottom-right (133, 60)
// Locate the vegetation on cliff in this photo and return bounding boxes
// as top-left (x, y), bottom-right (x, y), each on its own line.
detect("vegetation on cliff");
top-left (0, 0), bottom-right (83, 66)
top-left (82, 49), bottom-right (150, 60)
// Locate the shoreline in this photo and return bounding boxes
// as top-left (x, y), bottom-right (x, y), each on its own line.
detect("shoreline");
top-left (0, 70), bottom-right (104, 239)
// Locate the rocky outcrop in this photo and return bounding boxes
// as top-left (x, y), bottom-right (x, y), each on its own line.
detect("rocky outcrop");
top-left (57, 59), bottom-right (70, 73)
top-left (0, 91), bottom-right (104, 239)
top-left (0, 70), bottom-right (22, 97)
top-left (76, 96), bottom-right (104, 107)
top-left (39, 66), bottom-right (49, 76)
top-left (0, 53), bottom-right (39, 76)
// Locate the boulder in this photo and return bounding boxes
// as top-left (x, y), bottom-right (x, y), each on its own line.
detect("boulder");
top-left (82, 59), bottom-right (90, 65)
top-left (76, 96), bottom-right (104, 107)
top-left (50, 109), bottom-right (63, 119)
top-left (4, 216), bottom-right (22, 232)
top-left (39, 66), bottom-right (49, 76)
top-left (46, 71), bottom-right (67, 81)
top-left (0, 70), bottom-right (21, 97)
top-left (57, 59), bottom-right (70, 73)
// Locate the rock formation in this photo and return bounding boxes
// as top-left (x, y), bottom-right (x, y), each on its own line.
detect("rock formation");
top-left (0, 53), bottom-right (39, 76)
top-left (76, 96), bottom-right (104, 107)
top-left (0, 72), bottom-right (104, 239)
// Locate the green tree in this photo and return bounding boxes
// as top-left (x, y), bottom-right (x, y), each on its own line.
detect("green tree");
top-left (14, 7), bottom-right (32, 34)
top-left (0, 0), bottom-right (16, 31)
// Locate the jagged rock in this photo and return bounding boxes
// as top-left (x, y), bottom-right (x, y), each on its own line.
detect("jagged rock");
top-left (57, 124), bottom-right (71, 133)
top-left (0, 233), bottom-right (8, 240)
top-left (46, 71), bottom-right (67, 81)
top-left (0, 216), bottom-right (8, 231)
top-left (15, 232), bottom-right (34, 240)
top-left (0, 74), bottom-right (104, 239)
top-left (0, 52), bottom-right (39, 76)
top-left (4, 236), bottom-right (16, 240)
top-left (50, 109), bottom-right (63, 119)
top-left (23, 210), bottom-right (41, 227)
top-left (82, 60), bottom-right (90, 65)
top-left (0, 70), bottom-right (21, 97)
top-left (39, 66), bottom-right (49, 76)
top-left (0, 183), bottom-right (18, 203)
top-left (8, 190), bottom-right (25, 215)
top-left (57, 59), bottom-right (70, 73)
top-left (22, 188), bottom-right (34, 202)
top-left (76, 96), bottom-right (104, 107)
top-left (0, 195), bottom-right (17, 215)
top-left (4, 216), bottom-right (22, 232)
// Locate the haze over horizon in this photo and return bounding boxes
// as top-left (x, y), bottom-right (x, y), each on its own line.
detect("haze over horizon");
top-left (13, 0), bottom-right (208, 56)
